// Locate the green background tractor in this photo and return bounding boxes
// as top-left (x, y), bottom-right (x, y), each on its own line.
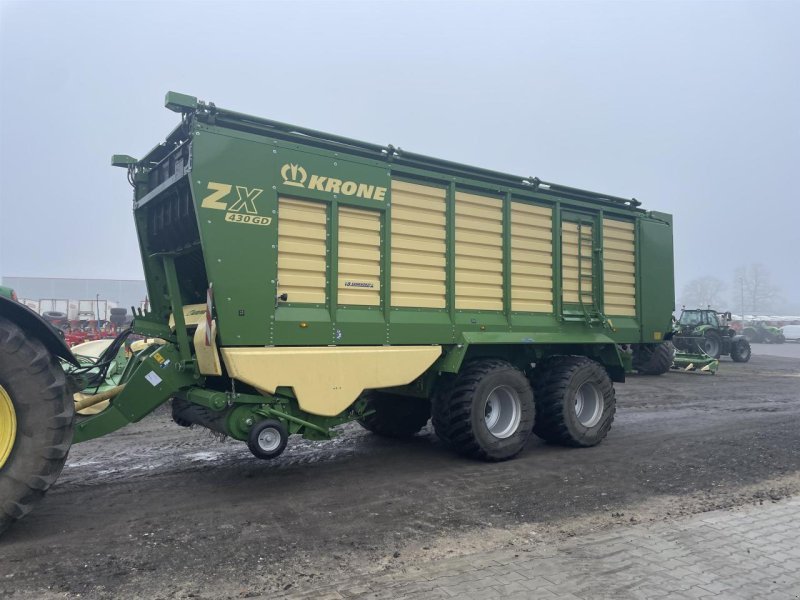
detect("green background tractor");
top-left (672, 308), bottom-right (750, 362)
top-left (742, 322), bottom-right (785, 344)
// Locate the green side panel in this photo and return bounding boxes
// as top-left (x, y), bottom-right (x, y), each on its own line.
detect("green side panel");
top-left (460, 330), bottom-right (618, 345)
top-left (389, 310), bottom-right (454, 344)
top-left (190, 128), bottom-right (277, 346)
top-left (638, 213), bottom-right (675, 342)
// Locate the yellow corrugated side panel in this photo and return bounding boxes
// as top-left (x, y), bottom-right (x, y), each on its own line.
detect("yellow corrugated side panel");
top-left (455, 192), bottom-right (503, 311)
top-left (338, 206), bottom-right (381, 306)
top-left (510, 202), bottom-right (553, 313)
top-left (562, 221), bottom-right (593, 304)
top-left (390, 180), bottom-right (447, 308)
top-left (603, 218), bottom-right (636, 316)
top-left (277, 197), bottom-right (328, 304)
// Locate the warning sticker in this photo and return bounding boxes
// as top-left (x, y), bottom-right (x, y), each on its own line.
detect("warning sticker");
top-left (145, 371), bottom-right (163, 387)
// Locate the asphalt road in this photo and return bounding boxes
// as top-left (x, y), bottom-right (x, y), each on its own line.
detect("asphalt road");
top-left (1, 353), bottom-right (799, 599)
top-left (751, 340), bottom-right (800, 359)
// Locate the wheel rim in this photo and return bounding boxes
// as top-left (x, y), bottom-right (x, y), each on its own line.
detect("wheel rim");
top-left (257, 427), bottom-right (282, 452)
top-left (703, 337), bottom-right (719, 356)
top-left (484, 385), bottom-right (522, 439)
top-left (574, 381), bottom-right (603, 428)
top-left (0, 384), bottom-right (17, 469)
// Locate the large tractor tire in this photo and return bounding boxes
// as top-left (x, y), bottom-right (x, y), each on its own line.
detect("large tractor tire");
top-left (432, 359), bottom-right (535, 461)
top-left (0, 317), bottom-right (74, 534)
top-left (633, 342), bottom-right (674, 375)
top-left (531, 356), bottom-right (616, 448)
top-left (730, 338), bottom-right (751, 363)
top-left (700, 330), bottom-right (722, 359)
top-left (357, 391), bottom-right (431, 438)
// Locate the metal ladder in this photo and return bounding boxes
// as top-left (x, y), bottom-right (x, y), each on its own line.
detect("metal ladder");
top-left (563, 218), bottom-right (607, 327)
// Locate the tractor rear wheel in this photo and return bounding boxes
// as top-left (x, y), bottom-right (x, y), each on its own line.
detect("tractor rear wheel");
top-left (358, 391), bottom-right (431, 438)
top-left (633, 342), bottom-right (674, 375)
top-left (700, 331), bottom-right (722, 359)
top-left (432, 359), bottom-right (535, 461)
top-left (730, 338), bottom-right (751, 363)
top-left (531, 356), bottom-right (616, 447)
top-left (0, 317), bottom-right (74, 534)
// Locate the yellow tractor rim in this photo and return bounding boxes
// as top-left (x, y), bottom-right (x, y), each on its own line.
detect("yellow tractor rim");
top-left (0, 384), bottom-right (17, 469)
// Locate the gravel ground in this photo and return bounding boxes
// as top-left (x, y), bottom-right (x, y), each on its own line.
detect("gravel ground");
top-left (1, 351), bottom-right (799, 599)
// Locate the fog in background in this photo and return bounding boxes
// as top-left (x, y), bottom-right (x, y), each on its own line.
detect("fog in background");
top-left (1, 0), bottom-right (798, 311)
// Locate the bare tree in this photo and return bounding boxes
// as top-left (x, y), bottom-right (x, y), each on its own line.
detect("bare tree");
top-left (733, 264), bottom-right (782, 315)
top-left (680, 276), bottom-right (727, 308)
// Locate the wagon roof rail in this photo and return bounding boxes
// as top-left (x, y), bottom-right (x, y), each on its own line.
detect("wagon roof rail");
top-left (162, 92), bottom-right (643, 211)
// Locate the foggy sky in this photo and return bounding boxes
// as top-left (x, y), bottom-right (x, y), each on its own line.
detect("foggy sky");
top-left (1, 0), bottom-right (798, 310)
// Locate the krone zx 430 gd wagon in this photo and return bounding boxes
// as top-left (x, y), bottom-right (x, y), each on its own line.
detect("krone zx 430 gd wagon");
top-left (0, 92), bottom-right (675, 532)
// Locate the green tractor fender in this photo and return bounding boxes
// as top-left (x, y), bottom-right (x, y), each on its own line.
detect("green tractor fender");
top-left (0, 296), bottom-right (78, 367)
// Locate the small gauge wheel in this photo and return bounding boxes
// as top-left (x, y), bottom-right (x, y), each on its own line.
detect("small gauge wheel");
top-left (247, 419), bottom-right (288, 460)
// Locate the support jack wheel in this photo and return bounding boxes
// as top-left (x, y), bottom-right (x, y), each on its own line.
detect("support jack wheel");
top-left (247, 419), bottom-right (288, 460)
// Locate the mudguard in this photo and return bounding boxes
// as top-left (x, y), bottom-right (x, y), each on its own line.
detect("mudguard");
top-left (0, 296), bottom-right (78, 366)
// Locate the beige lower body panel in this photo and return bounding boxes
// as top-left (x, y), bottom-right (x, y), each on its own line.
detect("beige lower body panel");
top-left (194, 319), bottom-right (223, 376)
top-left (221, 345), bottom-right (442, 417)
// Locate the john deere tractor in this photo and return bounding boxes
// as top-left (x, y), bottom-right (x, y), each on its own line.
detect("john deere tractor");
top-left (672, 308), bottom-right (750, 362)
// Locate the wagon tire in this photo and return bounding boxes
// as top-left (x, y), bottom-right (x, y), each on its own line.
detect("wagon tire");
top-left (0, 316), bottom-right (74, 535)
top-left (357, 391), bottom-right (431, 438)
top-left (531, 356), bottom-right (616, 448)
top-left (432, 359), bottom-right (535, 461)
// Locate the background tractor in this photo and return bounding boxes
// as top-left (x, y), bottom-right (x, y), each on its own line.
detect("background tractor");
top-left (741, 321), bottom-right (785, 344)
top-left (672, 308), bottom-right (750, 362)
